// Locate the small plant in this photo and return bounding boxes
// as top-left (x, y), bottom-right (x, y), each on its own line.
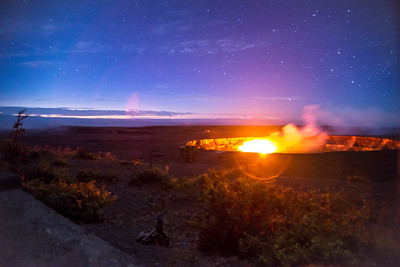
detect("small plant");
top-left (11, 109), bottom-right (30, 148)
top-left (1, 109), bottom-right (31, 170)
top-left (129, 167), bottom-right (174, 187)
top-left (53, 157), bottom-right (68, 167)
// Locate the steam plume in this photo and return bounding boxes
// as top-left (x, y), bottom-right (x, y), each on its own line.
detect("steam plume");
top-left (268, 105), bottom-right (328, 153)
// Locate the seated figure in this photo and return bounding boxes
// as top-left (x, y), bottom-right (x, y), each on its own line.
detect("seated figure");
top-left (136, 218), bottom-right (171, 247)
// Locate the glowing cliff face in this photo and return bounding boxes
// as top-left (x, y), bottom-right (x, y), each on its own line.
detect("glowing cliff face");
top-left (238, 139), bottom-right (277, 154)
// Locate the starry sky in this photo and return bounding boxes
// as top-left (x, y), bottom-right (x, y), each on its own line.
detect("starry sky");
top-left (1, 0), bottom-right (399, 126)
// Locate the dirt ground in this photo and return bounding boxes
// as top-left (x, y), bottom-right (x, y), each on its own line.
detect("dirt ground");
top-left (18, 125), bottom-right (400, 183)
top-left (2, 125), bottom-right (400, 266)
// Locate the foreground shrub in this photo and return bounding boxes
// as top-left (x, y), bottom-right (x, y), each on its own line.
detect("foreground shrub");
top-left (1, 139), bottom-right (30, 170)
top-left (129, 167), bottom-right (175, 187)
top-left (23, 179), bottom-right (117, 223)
top-left (21, 161), bottom-right (68, 183)
top-left (197, 171), bottom-right (399, 266)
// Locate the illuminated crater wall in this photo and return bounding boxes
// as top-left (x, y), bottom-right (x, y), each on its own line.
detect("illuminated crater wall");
top-left (186, 136), bottom-right (400, 153)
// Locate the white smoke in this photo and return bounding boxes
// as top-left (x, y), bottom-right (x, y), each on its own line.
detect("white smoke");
top-left (267, 105), bottom-right (328, 153)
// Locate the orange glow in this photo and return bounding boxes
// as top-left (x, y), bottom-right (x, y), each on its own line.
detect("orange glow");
top-left (238, 139), bottom-right (277, 154)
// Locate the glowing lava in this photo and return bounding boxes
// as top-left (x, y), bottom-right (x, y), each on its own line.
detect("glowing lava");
top-left (238, 139), bottom-right (277, 154)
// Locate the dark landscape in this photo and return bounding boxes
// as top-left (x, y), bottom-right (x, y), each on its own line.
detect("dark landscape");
top-left (1, 125), bottom-right (399, 266)
top-left (2, 0), bottom-right (399, 265)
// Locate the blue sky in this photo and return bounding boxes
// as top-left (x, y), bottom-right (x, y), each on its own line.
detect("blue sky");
top-left (0, 0), bottom-right (399, 127)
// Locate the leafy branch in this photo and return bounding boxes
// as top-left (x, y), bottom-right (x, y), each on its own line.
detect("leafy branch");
top-left (11, 109), bottom-right (30, 147)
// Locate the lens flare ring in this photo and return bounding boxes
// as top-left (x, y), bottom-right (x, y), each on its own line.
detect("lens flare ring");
top-left (234, 152), bottom-right (291, 181)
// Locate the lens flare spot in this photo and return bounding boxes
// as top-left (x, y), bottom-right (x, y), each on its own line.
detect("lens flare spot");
top-left (238, 139), bottom-right (277, 154)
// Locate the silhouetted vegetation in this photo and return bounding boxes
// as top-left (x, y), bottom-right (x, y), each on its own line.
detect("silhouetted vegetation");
top-left (1, 109), bottom-right (31, 170)
top-left (129, 167), bottom-right (175, 187)
top-left (11, 109), bottom-right (30, 147)
top-left (194, 170), bottom-right (400, 266)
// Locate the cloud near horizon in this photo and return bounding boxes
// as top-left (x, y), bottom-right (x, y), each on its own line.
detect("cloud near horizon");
top-left (0, 106), bottom-right (289, 130)
top-left (0, 106), bottom-right (256, 121)
top-left (0, 105), bottom-right (398, 129)
top-left (0, 106), bottom-right (194, 119)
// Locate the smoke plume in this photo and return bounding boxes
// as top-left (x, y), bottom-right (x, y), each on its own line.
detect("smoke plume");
top-left (268, 105), bottom-right (328, 153)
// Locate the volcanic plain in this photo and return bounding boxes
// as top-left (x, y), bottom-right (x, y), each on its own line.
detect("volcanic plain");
top-left (1, 125), bottom-right (399, 266)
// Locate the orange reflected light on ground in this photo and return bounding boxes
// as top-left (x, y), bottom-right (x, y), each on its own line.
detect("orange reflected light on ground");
top-left (238, 139), bottom-right (277, 154)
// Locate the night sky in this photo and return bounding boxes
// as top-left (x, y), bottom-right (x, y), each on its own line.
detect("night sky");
top-left (1, 0), bottom-right (399, 126)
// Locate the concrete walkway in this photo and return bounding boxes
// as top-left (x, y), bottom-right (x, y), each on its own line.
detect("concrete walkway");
top-left (0, 171), bottom-right (140, 267)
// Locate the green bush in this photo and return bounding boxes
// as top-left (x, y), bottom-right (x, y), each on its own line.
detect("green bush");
top-left (24, 179), bottom-right (117, 223)
top-left (129, 167), bottom-right (174, 187)
top-left (196, 171), bottom-right (398, 266)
